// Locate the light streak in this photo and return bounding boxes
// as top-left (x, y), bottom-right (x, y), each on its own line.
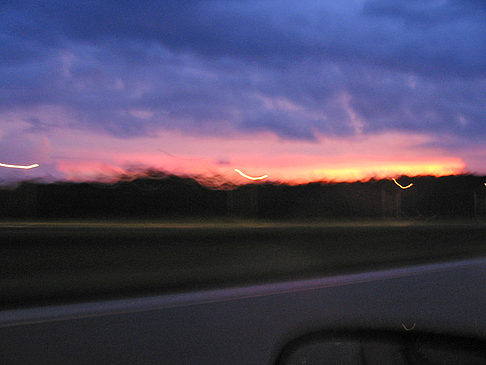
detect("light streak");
top-left (484, 183), bottom-right (486, 187)
top-left (392, 178), bottom-right (413, 190)
top-left (234, 169), bottom-right (268, 181)
top-left (0, 162), bottom-right (39, 169)
top-left (402, 322), bottom-right (416, 331)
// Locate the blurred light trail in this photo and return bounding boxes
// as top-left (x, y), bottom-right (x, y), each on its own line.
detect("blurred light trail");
top-left (402, 322), bottom-right (416, 331)
top-left (0, 162), bottom-right (39, 169)
top-left (234, 169), bottom-right (268, 181)
top-left (392, 178), bottom-right (413, 189)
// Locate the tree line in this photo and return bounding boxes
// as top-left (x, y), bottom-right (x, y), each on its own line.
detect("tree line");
top-left (0, 174), bottom-right (485, 219)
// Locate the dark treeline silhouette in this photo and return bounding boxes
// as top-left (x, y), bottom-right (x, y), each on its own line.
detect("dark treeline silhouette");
top-left (1, 173), bottom-right (486, 219)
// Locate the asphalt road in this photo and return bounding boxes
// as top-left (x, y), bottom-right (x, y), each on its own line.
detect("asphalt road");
top-left (2, 220), bottom-right (486, 308)
top-left (2, 257), bottom-right (486, 364)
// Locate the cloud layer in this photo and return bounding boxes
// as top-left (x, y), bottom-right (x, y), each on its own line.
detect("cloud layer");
top-left (0, 0), bottom-right (485, 180)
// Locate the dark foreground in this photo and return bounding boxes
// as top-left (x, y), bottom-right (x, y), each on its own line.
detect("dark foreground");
top-left (2, 220), bottom-right (486, 309)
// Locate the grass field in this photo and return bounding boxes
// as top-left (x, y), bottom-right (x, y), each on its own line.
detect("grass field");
top-left (2, 219), bottom-right (486, 308)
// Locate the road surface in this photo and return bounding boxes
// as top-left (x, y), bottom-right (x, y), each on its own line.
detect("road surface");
top-left (2, 219), bottom-right (486, 308)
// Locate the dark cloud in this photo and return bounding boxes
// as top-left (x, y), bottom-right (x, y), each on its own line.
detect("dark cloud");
top-left (24, 117), bottom-right (54, 133)
top-left (215, 159), bottom-right (231, 166)
top-left (0, 0), bottom-right (485, 146)
top-left (3, 0), bottom-right (485, 75)
top-left (363, 0), bottom-right (486, 24)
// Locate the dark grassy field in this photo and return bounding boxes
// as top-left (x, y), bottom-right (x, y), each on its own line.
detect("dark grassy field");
top-left (2, 219), bottom-right (486, 309)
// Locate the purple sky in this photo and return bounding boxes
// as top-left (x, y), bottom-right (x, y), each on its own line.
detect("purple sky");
top-left (1, 0), bottom-right (485, 183)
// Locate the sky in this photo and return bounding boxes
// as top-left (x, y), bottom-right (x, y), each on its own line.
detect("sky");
top-left (1, 0), bottom-right (485, 185)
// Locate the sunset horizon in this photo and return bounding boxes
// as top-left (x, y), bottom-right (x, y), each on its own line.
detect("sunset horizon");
top-left (1, 1), bottom-right (485, 185)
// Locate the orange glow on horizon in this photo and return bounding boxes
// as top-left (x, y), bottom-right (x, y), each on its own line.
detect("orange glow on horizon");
top-left (308, 160), bottom-right (465, 184)
top-left (57, 159), bottom-right (466, 186)
top-left (234, 168), bottom-right (268, 181)
top-left (52, 130), bottom-right (468, 185)
top-left (0, 162), bottom-right (39, 169)
top-left (392, 178), bottom-right (413, 189)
